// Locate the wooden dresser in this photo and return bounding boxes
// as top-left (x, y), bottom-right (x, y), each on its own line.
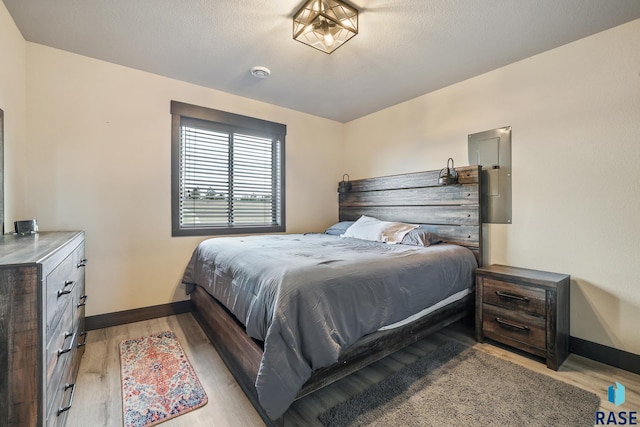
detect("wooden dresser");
top-left (0, 231), bottom-right (87, 427)
top-left (475, 264), bottom-right (570, 370)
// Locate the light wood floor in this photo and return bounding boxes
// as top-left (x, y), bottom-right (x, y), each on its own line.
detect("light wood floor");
top-left (67, 313), bottom-right (639, 426)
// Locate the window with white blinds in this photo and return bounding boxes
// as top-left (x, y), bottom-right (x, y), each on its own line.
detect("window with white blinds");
top-left (171, 101), bottom-right (286, 236)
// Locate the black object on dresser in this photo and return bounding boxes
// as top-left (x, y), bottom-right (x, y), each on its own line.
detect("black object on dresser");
top-left (475, 264), bottom-right (570, 370)
top-left (0, 231), bottom-right (87, 427)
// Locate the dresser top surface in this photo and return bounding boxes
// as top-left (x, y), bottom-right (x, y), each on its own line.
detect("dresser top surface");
top-left (0, 231), bottom-right (84, 266)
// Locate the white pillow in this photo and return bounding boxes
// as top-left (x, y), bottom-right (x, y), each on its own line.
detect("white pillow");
top-left (341, 215), bottom-right (418, 244)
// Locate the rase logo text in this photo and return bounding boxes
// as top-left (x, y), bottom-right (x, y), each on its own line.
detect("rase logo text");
top-left (595, 382), bottom-right (637, 425)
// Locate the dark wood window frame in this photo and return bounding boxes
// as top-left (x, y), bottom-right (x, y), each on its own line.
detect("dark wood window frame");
top-left (171, 101), bottom-right (286, 237)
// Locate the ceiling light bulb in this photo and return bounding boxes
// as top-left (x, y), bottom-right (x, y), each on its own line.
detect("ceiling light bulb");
top-left (324, 32), bottom-right (334, 47)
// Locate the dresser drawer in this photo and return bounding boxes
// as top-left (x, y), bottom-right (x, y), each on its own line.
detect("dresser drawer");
top-left (482, 278), bottom-right (545, 316)
top-left (73, 281), bottom-right (88, 356)
top-left (71, 242), bottom-right (87, 271)
top-left (482, 304), bottom-right (546, 351)
top-left (45, 255), bottom-right (75, 334)
top-left (45, 243), bottom-right (84, 335)
top-left (45, 299), bottom-right (75, 418)
top-left (71, 267), bottom-right (86, 328)
top-left (47, 327), bottom-right (85, 427)
top-left (46, 378), bottom-right (75, 427)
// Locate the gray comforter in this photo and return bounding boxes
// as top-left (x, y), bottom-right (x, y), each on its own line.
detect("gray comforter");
top-left (182, 233), bottom-right (477, 420)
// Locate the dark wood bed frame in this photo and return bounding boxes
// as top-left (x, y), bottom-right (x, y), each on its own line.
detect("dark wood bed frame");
top-left (190, 165), bottom-right (482, 425)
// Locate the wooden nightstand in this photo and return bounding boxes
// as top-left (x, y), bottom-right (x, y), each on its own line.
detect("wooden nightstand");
top-left (475, 264), bottom-right (570, 370)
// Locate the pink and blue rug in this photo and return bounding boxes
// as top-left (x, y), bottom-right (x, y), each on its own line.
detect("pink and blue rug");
top-left (119, 331), bottom-right (208, 427)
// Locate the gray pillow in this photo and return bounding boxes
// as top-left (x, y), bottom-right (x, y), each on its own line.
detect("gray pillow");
top-left (400, 226), bottom-right (442, 247)
top-left (324, 221), bottom-right (354, 236)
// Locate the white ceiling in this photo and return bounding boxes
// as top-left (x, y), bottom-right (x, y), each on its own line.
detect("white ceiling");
top-left (4, 0), bottom-right (640, 123)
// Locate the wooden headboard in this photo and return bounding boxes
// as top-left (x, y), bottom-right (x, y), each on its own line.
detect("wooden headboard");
top-left (338, 165), bottom-right (483, 265)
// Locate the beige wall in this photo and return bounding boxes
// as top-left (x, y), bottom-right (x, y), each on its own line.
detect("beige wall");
top-left (3, 0), bottom-right (638, 355)
top-left (343, 20), bottom-right (640, 354)
top-left (23, 44), bottom-right (344, 316)
top-left (0, 2), bottom-right (27, 229)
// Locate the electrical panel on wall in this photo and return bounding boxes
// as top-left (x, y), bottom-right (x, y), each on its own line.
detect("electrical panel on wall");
top-left (468, 126), bottom-right (512, 224)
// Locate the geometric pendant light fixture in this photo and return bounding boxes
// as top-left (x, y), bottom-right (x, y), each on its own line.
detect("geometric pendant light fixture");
top-left (293, 0), bottom-right (358, 54)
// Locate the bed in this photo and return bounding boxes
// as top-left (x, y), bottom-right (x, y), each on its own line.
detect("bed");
top-left (184, 165), bottom-right (482, 425)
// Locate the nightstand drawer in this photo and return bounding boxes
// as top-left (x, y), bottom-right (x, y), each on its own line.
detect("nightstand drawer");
top-left (483, 278), bottom-right (545, 316)
top-left (482, 304), bottom-right (546, 350)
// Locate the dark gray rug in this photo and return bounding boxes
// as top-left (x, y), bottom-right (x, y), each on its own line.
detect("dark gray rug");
top-left (319, 341), bottom-right (600, 426)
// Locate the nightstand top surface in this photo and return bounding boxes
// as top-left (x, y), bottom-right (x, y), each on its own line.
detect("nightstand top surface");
top-left (476, 264), bottom-right (570, 288)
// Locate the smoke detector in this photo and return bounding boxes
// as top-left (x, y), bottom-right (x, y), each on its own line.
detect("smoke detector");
top-left (250, 66), bottom-right (271, 79)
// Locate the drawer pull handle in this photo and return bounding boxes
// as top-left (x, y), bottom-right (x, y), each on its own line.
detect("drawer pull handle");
top-left (495, 290), bottom-right (529, 302)
top-left (57, 331), bottom-right (75, 356)
top-left (77, 258), bottom-right (88, 268)
top-left (57, 383), bottom-right (76, 415)
top-left (77, 294), bottom-right (88, 308)
top-left (77, 331), bottom-right (88, 348)
top-left (57, 280), bottom-right (75, 297)
top-left (495, 317), bottom-right (530, 332)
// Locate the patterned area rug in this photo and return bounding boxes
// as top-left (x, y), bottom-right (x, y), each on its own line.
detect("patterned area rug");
top-left (119, 331), bottom-right (208, 427)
